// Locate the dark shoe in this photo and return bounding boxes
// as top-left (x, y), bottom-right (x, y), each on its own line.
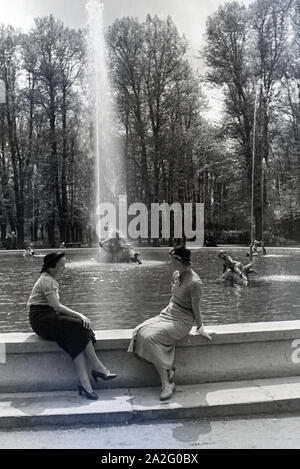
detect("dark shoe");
top-left (92, 370), bottom-right (117, 383)
top-left (78, 383), bottom-right (98, 400)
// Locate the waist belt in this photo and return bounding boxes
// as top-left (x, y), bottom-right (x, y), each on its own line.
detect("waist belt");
top-left (172, 300), bottom-right (193, 314)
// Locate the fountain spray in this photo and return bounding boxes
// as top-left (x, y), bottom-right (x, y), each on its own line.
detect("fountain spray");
top-left (86, 0), bottom-right (125, 240)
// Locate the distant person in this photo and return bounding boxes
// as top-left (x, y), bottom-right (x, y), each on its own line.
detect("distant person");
top-left (23, 244), bottom-right (35, 258)
top-left (260, 240), bottom-right (267, 255)
top-left (11, 231), bottom-right (16, 249)
top-left (247, 240), bottom-right (267, 259)
top-left (130, 252), bottom-right (142, 265)
top-left (205, 232), bottom-right (217, 247)
top-left (28, 252), bottom-right (117, 400)
top-left (253, 240), bottom-right (267, 255)
top-left (5, 233), bottom-right (12, 250)
top-left (128, 246), bottom-right (213, 401)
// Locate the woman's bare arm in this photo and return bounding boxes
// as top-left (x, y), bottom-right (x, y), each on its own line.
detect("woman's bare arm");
top-left (191, 295), bottom-right (213, 340)
top-left (192, 296), bottom-right (203, 329)
top-left (46, 293), bottom-right (91, 329)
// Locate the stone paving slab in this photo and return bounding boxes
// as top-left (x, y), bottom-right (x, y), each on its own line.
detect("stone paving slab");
top-left (1, 376), bottom-right (300, 429)
top-left (0, 388), bottom-right (133, 428)
top-left (130, 379), bottom-right (278, 421)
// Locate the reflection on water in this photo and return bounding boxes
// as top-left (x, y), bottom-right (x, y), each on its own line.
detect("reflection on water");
top-left (259, 275), bottom-right (300, 282)
top-left (262, 255), bottom-right (290, 258)
top-left (68, 260), bottom-right (165, 269)
top-left (0, 248), bottom-right (300, 332)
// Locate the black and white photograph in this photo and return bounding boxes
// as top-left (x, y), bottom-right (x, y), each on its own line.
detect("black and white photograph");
top-left (0, 0), bottom-right (299, 453)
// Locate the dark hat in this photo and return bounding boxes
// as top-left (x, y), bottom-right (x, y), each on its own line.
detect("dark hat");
top-left (41, 252), bottom-right (65, 273)
top-left (169, 245), bottom-right (192, 265)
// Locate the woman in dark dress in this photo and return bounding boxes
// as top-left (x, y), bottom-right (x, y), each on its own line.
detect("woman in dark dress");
top-left (28, 252), bottom-right (117, 400)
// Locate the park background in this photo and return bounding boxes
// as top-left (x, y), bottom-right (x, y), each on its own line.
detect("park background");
top-left (0, 0), bottom-right (299, 249)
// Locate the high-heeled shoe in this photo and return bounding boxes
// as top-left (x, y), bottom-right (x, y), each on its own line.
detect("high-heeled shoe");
top-left (92, 369), bottom-right (117, 383)
top-left (78, 383), bottom-right (98, 400)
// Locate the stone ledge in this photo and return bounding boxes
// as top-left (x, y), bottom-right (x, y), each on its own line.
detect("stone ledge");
top-left (2, 321), bottom-right (300, 393)
top-left (1, 320), bottom-right (300, 354)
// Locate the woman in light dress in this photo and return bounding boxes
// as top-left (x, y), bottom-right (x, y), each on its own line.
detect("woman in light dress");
top-left (128, 245), bottom-right (212, 401)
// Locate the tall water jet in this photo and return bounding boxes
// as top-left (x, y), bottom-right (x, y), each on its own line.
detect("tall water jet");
top-left (86, 0), bottom-right (125, 239)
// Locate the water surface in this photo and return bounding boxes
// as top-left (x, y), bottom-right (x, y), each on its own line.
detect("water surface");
top-left (1, 248), bottom-right (300, 332)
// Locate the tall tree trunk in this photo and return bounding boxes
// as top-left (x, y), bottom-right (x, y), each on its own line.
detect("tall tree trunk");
top-left (60, 89), bottom-right (69, 243)
top-left (49, 88), bottom-right (61, 246)
top-left (47, 215), bottom-right (56, 248)
top-left (5, 76), bottom-right (25, 247)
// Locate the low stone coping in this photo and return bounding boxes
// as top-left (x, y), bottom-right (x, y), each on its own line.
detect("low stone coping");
top-left (2, 320), bottom-right (300, 354)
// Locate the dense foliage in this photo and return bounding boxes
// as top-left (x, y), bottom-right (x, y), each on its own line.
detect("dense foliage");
top-left (0, 0), bottom-right (299, 248)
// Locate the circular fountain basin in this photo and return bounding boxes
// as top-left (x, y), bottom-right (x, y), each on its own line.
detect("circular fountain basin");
top-left (0, 247), bottom-right (300, 332)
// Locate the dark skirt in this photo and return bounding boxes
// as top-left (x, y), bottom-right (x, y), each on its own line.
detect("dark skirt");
top-left (29, 305), bottom-right (96, 360)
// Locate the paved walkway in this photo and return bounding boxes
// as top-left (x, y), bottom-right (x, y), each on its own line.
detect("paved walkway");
top-left (1, 413), bottom-right (300, 449)
top-left (2, 376), bottom-right (300, 429)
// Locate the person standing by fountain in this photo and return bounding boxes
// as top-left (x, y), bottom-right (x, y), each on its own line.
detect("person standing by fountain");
top-left (23, 244), bottom-right (35, 258)
top-left (28, 252), bottom-right (117, 400)
top-left (128, 246), bottom-right (213, 401)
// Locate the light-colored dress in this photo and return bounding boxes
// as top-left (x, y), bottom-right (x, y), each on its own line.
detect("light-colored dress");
top-left (128, 269), bottom-right (202, 370)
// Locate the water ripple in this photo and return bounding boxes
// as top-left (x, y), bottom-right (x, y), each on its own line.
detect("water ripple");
top-left (0, 248), bottom-right (299, 331)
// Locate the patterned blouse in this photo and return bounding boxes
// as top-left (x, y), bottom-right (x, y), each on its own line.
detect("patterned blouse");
top-left (27, 273), bottom-right (60, 307)
top-left (170, 270), bottom-right (202, 314)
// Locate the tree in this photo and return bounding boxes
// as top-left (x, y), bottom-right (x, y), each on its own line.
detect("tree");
top-left (249, 0), bottom-right (293, 239)
top-left (0, 25), bottom-right (30, 247)
top-left (204, 0), bottom-right (293, 240)
top-left (23, 16), bottom-right (85, 244)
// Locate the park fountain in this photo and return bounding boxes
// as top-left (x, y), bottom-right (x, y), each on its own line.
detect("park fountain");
top-left (2, 1), bottom-right (299, 332)
top-left (85, 1), bottom-right (144, 264)
top-left (2, 7), bottom-right (300, 415)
